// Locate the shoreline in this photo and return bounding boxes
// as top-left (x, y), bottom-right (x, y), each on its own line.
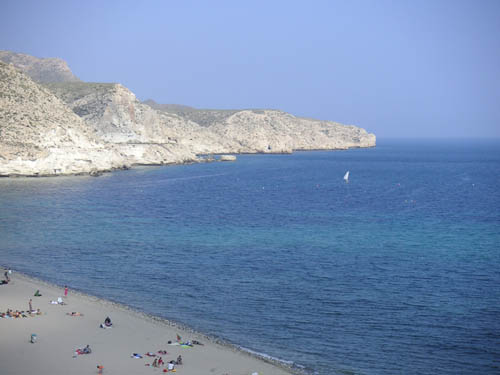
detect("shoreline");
top-left (0, 266), bottom-right (306, 375)
top-left (0, 145), bottom-right (374, 178)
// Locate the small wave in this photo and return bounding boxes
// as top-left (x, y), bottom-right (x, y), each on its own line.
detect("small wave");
top-left (238, 345), bottom-right (310, 372)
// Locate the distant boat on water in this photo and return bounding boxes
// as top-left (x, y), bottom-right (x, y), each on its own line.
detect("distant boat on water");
top-left (343, 171), bottom-right (350, 183)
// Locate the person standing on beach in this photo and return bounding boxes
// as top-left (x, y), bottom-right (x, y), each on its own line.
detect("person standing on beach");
top-left (64, 286), bottom-right (68, 297)
top-left (29, 299), bottom-right (32, 312)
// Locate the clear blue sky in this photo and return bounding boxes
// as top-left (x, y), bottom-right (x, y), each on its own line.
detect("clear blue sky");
top-left (1, 0), bottom-right (499, 138)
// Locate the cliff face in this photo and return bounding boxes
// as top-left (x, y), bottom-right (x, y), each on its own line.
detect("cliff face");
top-left (146, 102), bottom-right (376, 153)
top-left (0, 50), bottom-right (80, 83)
top-left (208, 110), bottom-right (375, 153)
top-left (0, 62), bottom-right (124, 176)
top-left (0, 50), bottom-right (376, 177)
top-left (44, 82), bottom-right (228, 165)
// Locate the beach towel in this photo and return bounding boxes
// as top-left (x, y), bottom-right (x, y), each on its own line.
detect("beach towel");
top-left (75, 349), bottom-right (90, 355)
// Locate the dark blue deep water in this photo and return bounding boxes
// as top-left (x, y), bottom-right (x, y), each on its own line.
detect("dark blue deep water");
top-left (1, 139), bottom-right (500, 374)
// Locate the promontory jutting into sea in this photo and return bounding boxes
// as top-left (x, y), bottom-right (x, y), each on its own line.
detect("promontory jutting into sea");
top-left (0, 50), bottom-right (374, 177)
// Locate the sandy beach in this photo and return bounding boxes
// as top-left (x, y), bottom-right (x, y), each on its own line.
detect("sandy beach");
top-left (0, 268), bottom-right (297, 375)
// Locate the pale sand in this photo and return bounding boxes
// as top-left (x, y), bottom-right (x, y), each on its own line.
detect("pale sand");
top-left (0, 269), bottom-right (298, 375)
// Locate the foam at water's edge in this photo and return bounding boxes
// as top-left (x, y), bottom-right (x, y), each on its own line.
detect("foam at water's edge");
top-left (239, 346), bottom-right (313, 374)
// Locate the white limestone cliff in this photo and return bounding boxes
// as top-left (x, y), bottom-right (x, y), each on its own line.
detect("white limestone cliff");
top-left (0, 62), bottom-right (125, 176)
top-left (0, 50), bottom-right (376, 177)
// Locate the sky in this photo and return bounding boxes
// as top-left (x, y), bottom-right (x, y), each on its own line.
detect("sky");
top-left (1, 0), bottom-right (499, 138)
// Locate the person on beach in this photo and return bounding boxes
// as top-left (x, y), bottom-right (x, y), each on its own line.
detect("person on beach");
top-left (28, 299), bottom-right (33, 312)
top-left (152, 358), bottom-right (159, 367)
top-left (176, 355), bottom-right (182, 365)
top-left (4, 271), bottom-right (9, 282)
top-left (100, 316), bottom-right (112, 328)
top-left (64, 285), bottom-right (68, 297)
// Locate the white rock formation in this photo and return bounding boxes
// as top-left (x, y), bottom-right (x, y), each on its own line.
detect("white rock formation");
top-left (0, 50), bottom-right (376, 177)
top-left (45, 82), bottom-right (227, 165)
top-left (0, 62), bottom-right (125, 176)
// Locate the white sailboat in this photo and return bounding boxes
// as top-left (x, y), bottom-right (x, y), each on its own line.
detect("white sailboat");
top-left (343, 170), bottom-right (350, 183)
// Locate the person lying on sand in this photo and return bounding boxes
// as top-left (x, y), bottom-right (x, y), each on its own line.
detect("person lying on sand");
top-left (66, 312), bottom-right (84, 316)
top-left (50, 297), bottom-right (66, 305)
top-left (75, 345), bottom-right (92, 355)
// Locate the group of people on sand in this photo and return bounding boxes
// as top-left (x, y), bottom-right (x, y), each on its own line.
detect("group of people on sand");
top-left (0, 307), bottom-right (42, 318)
top-left (2, 271), bottom-right (196, 373)
top-left (151, 355), bottom-right (182, 371)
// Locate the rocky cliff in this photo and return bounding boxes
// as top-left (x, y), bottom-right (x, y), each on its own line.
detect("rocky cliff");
top-left (0, 50), bottom-right (376, 177)
top-left (0, 50), bottom-right (80, 83)
top-left (0, 62), bottom-right (125, 176)
top-left (44, 82), bottom-right (227, 165)
top-left (145, 100), bottom-right (376, 153)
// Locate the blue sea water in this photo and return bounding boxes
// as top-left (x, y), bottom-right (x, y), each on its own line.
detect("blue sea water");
top-left (1, 139), bottom-right (500, 374)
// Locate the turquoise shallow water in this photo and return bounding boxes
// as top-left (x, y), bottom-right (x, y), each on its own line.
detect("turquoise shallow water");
top-left (1, 139), bottom-right (500, 374)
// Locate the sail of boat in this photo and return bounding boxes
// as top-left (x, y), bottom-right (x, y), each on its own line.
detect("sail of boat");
top-left (343, 171), bottom-right (350, 183)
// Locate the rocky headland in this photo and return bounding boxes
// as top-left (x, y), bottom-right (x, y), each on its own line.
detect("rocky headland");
top-left (0, 50), bottom-right (375, 177)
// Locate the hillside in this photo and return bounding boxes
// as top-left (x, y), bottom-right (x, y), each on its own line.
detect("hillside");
top-left (0, 50), bottom-right (80, 83)
top-left (0, 62), bottom-right (124, 176)
top-left (0, 50), bottom-right (376, 176)
top-left (44, 82), bottom-right (227, 164)
top-left (145, 100), bottom-right (376, 153)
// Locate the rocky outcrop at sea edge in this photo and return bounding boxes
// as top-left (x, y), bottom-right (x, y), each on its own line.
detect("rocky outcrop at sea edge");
top-left (0, 50), bottom-right (375, 177)
top-left (144, 100), bottom-right (376, 153)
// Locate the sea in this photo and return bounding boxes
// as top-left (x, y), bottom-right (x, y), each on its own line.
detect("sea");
top-left (1, 139), bottom-right (499, 374)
